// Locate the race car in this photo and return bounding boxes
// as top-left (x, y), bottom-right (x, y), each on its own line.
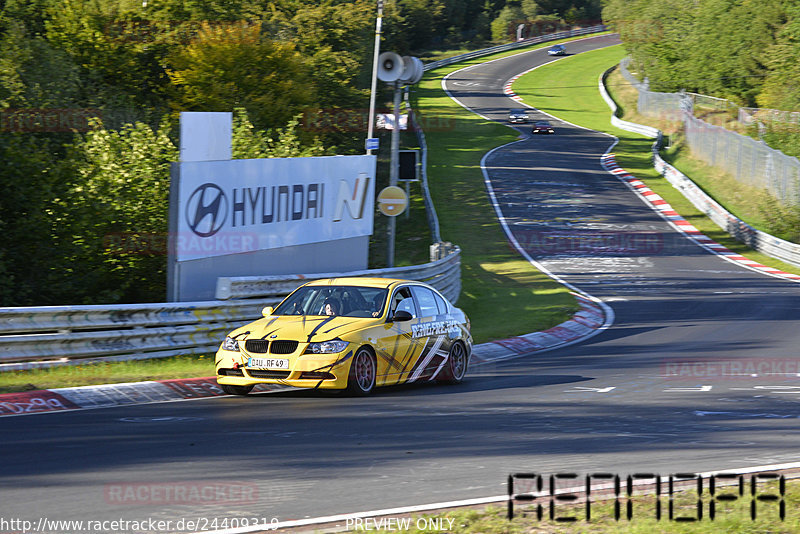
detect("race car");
top-left (508, 108), bottom-right (530, 124)
top-left (215, 278), bottom-right (472, 396)
top-left (531, 120), bottom-right (555, 134)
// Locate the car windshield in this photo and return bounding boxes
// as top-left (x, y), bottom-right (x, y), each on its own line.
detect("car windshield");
top-left (510, 109), bottom-right (527, 115)
top-left (535, 121), bottom-right (551, 126)
top-left (273, 285), bottom-right (389, 318)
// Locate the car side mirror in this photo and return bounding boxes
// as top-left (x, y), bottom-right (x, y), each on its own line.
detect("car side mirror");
top-left (392, 310), bottom-right (413, 322)
top-left (262, 306), bottom-right (273, 317)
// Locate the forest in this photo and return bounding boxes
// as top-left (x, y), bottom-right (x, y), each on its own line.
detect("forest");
top-left (602, 0), bottom-right (800, 111)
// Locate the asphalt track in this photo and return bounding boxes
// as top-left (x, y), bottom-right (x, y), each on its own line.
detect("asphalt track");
top-left (3, 34), bottom-right (800, 531)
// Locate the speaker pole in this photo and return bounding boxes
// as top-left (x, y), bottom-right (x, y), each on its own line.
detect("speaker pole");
top-left (366, 0), bottom-right (383, 155)
top-left (387, 80), bottom-right (402, 268)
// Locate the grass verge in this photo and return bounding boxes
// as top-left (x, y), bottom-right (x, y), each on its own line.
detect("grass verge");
top-left (0, 355), bottom-right (213, 393)
top-left (512, 45), bottom-right (800, 277)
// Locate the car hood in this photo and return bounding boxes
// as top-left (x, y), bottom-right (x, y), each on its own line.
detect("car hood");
top-left (233, 315), bottom-right (380, 343)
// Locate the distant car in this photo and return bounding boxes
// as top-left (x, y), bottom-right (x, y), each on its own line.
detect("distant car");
top-left (531, 120), bottom-right (555, 134)
top-left (548, 44), bottom-right (566, 56)
top-left (215, 277), bottom-right (472, 396)
top-left (507, 108), bottom-right (530, 124)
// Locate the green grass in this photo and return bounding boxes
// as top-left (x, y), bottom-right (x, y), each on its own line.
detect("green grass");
top-left (0, 355), bottom-right (213, 393)
top-left (513, 45), bottom-right (800, 277)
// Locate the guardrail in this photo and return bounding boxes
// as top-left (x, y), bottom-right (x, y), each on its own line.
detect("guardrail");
top-left (600, 65), bottom-right (800, 269)
top-left (0, 298), bottom-right (276, 369)
top-left (0, 246), bottom-right (461, 369)
top-left (216, 243), bottom-right (461, 302)
top-left (422, 25), bottom-right (607, 72)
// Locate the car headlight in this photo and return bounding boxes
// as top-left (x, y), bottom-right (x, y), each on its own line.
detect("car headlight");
top-left (306, 340), bottom-right (349, 354)
top-left (221, 336), bottom-right (240, 352)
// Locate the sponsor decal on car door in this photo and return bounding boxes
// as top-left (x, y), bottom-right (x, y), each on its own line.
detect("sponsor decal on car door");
top-left (375, 287), bottom-right (422, 386)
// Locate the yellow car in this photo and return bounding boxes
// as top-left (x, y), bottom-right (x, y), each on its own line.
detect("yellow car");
top-left (215, 277), bottom-right (472, 396)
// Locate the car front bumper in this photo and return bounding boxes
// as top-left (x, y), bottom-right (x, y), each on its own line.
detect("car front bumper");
top-left (215, 348), bottom-right (352, 390)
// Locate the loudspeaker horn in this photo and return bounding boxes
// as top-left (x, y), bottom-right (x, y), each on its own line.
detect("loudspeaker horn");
top-left (399, 56), bottom-right (424, 85)
top-left (377, 52), bottom-right (405, 83)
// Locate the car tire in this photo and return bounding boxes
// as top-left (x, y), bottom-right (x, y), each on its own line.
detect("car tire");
top-left (220, 384), bottom-right (254, 396)
top-left (346, 347), bottom-right (376, 396)
top-left (437, 342), bottom-right (468, 384)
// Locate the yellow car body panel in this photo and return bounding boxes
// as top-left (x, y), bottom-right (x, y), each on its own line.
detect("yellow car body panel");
top-left (215, 278), bottom-right (472, 393)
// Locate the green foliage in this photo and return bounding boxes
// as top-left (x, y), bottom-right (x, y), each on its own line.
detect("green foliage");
top-left (490, 4), bottom-right (525, 40)
top-left (604, 0), bottom-right (799, 108)
top-left (0, 133), bottom-right (75, 306)
top-left (758, 4), bottom-right (800, 110)
top-left (64, 118), bottom-right (177, 303)
top-left (755, 189), bottom-right (800, 243)
top-left (231, 108), bottom-right (328, 159)
top-left (488, 0), bottom-right (600, 41)
top-left (167, 22), bottom-right (314, 132)
top-left (749, 120), bottom-right (800, 160)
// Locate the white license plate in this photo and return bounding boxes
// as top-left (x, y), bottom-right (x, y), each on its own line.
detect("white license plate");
top-left (247, 357), bottom-right (289, 370)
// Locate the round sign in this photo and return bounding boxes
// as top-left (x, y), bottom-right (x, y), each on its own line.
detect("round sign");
top-left (377, 186), bottom-right (408, 217)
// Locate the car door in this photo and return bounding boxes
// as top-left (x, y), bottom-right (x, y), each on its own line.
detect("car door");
top-left (374, 285), bottom-right (421, 386)
top-left (405, 285), bottom-right (454, 382)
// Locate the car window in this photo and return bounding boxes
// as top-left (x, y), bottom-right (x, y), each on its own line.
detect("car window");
top-left (433, 292), bottom-right (449, 315)
top-left (411, 286), bottom-right (439, 318)
top-left (274, 285), bottom-right (388, 317)
top-left (390, 287), bottom-right (417, 319)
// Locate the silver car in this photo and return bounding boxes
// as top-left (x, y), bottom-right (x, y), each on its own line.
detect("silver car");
top-left (508, 108), bottom-right (530, 124)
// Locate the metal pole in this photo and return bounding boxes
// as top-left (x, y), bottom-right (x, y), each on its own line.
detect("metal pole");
top-left (366, 0), bottom-right (383, 155)
top-left (387, 81), bottom-right (401, 268)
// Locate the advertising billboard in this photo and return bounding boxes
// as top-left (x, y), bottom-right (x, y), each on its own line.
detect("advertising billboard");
top-left (168, 154), bottom-right (376, 301)
top-left (175, 156), bottom-right (375, 262)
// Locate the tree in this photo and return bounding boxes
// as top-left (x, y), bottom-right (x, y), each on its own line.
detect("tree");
top-left (759, 4), bottom-right (800, 110)
top-left (0, 132), bottom-right (75, 306)
top-left (167, 22), bottom-right (315, 131)
top-left (490, 4), bottom-right (525, 41)
top-left (231, 108), bottom-right (327, 159)
top-left (64, 118), bottom-right (178, 303)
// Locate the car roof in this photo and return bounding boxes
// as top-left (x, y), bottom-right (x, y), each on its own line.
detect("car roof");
top-left (551, 44), bottom-right (564, 48)
top-left (302, 277), bottom-right (414, 289)
top-left (509, 108), bottom-right (528, 113)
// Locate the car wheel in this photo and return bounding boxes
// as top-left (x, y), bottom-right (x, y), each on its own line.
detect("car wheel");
top-left (346, 347), bottom-right (376, 396)
top-left (220, 384), bottom-right (254, 396)
top-left (437, 342), bottom-right (468, 384)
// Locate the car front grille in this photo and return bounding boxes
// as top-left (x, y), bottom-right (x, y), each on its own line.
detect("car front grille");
top-left (244, 340), bottom-right (270, 353)
top-left (243, 339), bottom-right (299, 354)
top-left (217, 368), bottom-right (244, 377)
top-left (247, 370), bottom-right (291, 379)
top-left (270, 340), bottom-right (298, 354)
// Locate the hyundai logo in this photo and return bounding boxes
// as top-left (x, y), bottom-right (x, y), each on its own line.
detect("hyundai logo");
top-left (186, 183), bottom-right (227, 237)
